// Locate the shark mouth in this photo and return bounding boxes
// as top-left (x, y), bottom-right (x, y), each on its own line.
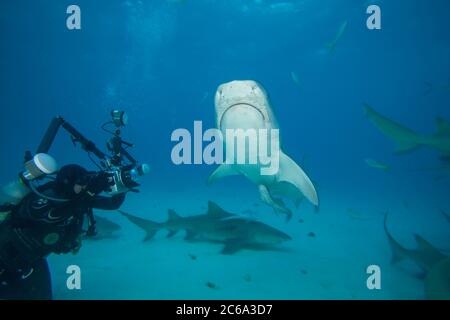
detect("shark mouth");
top-left (219, 102), bottom-right (267, 131)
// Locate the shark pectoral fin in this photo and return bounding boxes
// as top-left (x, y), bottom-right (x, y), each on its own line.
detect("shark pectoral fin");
top-left (221, 239), bottom-right (245, 255)
top-left (184, 230), bottom-right (199, 241)
top-left (277, 152), bottom-right (319, 207)
top-left (208, 164), bottom-right (238, 184)
top-left (258, 185), bottom-right (292, 221)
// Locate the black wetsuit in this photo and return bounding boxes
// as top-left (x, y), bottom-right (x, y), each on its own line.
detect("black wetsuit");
top-left (0, 182), bottom-right (125, 300)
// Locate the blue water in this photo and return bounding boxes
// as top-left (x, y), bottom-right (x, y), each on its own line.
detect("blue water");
top-left (1, 0), bottom-right (449, 299)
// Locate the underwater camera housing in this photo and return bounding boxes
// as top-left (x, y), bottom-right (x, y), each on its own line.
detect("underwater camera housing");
top-left (35, 110), bottom-right (148, 195)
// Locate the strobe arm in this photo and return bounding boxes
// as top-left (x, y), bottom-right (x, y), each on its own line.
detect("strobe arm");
top-left (120, 147), bottom-right (137, 165)
top-left (36, 116), bottom-right (107, 160)
top-left (36, 117), bottom-right (64, 154)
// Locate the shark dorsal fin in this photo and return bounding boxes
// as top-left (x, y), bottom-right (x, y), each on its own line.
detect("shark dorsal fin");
top-left (207, 201), bottom-right (230, 217)
top-left (435, 117), bottom-right (450, 136)
top-left (167, 209), bottom-right (180, 221)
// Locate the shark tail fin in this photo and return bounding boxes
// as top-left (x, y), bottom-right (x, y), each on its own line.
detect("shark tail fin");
top-left (383, 213), bottom-right (406, 264)
top-left (118, 210), bottom-right (160, 241)
top-left (364, 103), bottom-right (423, 154)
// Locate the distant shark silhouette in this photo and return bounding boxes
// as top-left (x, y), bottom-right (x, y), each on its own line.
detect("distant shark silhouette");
top-left (441, 210), bottom-right (450, 224)
top-left (326, 20), bottom-right (348, 54)
top-left (365, 104), bottom-right (450, 156)
top-left (384, 213), bottom-right (450, 299)
top-left (119, 201), bottom-right (291, 255)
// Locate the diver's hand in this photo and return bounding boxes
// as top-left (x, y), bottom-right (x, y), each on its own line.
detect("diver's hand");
top-left (86, 172), bottom-right (113, 195)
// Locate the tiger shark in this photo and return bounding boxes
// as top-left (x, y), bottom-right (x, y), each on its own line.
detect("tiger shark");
top-left (208, 80), bottom-right (319, 220)
top-left (365, 104), bottom-right (450, 156)
top-left (384, 214), bottom-right (450, 299)
top-left (119, 201), bottom-right (291, 254)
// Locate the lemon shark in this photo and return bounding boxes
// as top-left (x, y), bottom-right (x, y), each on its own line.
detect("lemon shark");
top-left (365, 104), bottom-right (450, 156)
top-left (208, 80), bottom-right (319, 220)
top-left (119, 201), bottom-right (291, 254)
top-left (384, 214), bottom-right (450, 299)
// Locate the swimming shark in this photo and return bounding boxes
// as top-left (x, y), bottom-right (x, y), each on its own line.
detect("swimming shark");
top-left (384, 213), bottom-right (445, 271)
top-left (290, 71), bottom-right (301, 89)
top-left (384, 213), bottom-right (450, 299)
top-left (208, 80), bottom-right (319, 220)
top-left (365, 158), bottom-right (390, 172)
top-left (365, 104), bottom-right (450, 156)
top-left (118, 201), bottom-right (292, 254)
top-left (326, 20), bottom-right (348, 54)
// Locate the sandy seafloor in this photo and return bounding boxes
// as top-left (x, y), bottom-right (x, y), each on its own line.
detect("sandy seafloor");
top-left (47, 174), bottom-right (450, 300)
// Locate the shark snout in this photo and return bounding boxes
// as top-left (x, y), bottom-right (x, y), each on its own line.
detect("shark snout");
top-left (284, 233), bottom-right (292, 241)
top-left (215, 80), bottom-right (266, 103)
top-left (279, 232), bottom-right (292, 242)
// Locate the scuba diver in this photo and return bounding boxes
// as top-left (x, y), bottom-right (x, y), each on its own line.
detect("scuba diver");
top-left (0, 111), bottom-right (148, 299)
top-left (0, 163), bottom-right (126, 299)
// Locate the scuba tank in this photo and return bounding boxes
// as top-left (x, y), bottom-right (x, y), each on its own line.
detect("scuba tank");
top-left (0, 153), bottom-right (58, 221)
